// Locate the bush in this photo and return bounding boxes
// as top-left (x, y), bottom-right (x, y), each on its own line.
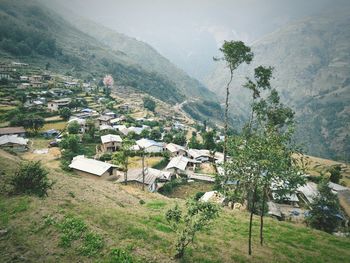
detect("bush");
top-left (79, 232), bottom-right (104, 257)
top-left (11, 161), bottom-right (53, 197)
top-left (108, 248), bottom-right (139, 263)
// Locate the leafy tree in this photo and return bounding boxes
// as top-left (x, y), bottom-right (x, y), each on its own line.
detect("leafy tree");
top-left (143, 96), bottom-right (156, 112)
top-left (59, 135), bottom-right (83, 169)
top-left (222, 66), bottom-right (304, 255)
top-left (173, 132), bottom-right (186, 146)
top-left (59, 107), bottom-right (71, 121)
top-left (149, 129), bottom-right (161, 140)
top-left (67, 121), bottom-right (80, 134)
top-left (166, 200), bottom-right (220, 259)
top-left (306, 180), bottom-right (342, 233)
top-left (113, 139), bottom-right (134, 185)
top-left (188, 135), bottom-right (201, 149)
top-left (202, 131), bottom-right (216, 151)
top-left (214, 41), bottom-right (254, 165)
top-left (11, 161), bottom-right (52, 197)
top-left (10, 114), bottom-right (44, 134)
top-left (140, 129), bottom-right (150, 138)
top-left (328, 165), bottom-right (342, 184)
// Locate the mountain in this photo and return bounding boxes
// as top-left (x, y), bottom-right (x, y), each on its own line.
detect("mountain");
top-left (205, 11), bottom-right (350, 161)
top-left (0, 0), bottom-right (220, 115)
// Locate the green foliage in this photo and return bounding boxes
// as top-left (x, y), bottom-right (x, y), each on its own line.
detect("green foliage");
top-left (159, 178), bottom-right (187, 195)
top-left (10, 114), bottom-right (44, 133)
top-left (59, 107), bottom-right (71, 121)
top-left (107, 248), bottom-right (139, 263)
top-left (188, 135), bottom-right (202, 149)
top-left (79, 232), bottom-right (104, 257)
top-left (60, 135), bottom-right (83, 169)
top-left (306, 180), bottom-right (342, 233)
top-left (67, 121), bottom-right (80, 134)
top-left (328, 165), bottom-right (342, 184)
top-left (202, 131), bottom-right (216, 151)
top-left (172, 132), bottom-right (186, 146)
top-left (58, 216), bottom-right (87, 248)
top-left (10, 161), bottom-right (52, 197)
top-left (143, 96), bottom-right (156, 112)
top-left (166, 199), bottom-right (220, 259)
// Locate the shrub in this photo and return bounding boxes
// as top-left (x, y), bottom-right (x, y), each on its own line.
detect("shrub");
top-left (58, 216), bottom-right (87, 248)
top-left (11, 161), bottom-right (52, 197)
top-left (79, 232), bottom-right (104, 257)
top-left (108, 248), bottom-right (139, 263)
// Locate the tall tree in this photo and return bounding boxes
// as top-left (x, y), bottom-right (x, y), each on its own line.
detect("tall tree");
top-left (113, 139), bottom-right (134, 185)
top-left (214, 41), bottom-right (254, 167)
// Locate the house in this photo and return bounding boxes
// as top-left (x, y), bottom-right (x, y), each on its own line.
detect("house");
top-left (0, 126), bottom-right (26, 137)
top-left (97, 115), bottom-right (113, 126)
top-left (173, 121), bottom-right (186, 131)
top-left (18, 83), bottom-right (31, 89)
top-left (68, 118), bottom-right (87, 133)
top-left (186, 149), bottom-right (211, 163)
top-left (69, 155), bottom-right (117, 177)
top-left (136, 138), bottom-right (164, 153)
top-left (42, 129), bottom-right (60, 138)
top-left (200, 191), bottom-right (226, 205)
top-left (267, 201), bottom-right (282, 220)
top-left (101, 134), bottom-right (123, 152)
top-left (29, 75), bottom-right (42, 82)
top-left (49, 88), bottom-right (72, 97)
top-left (47, 98), bottom-right (71, 112)
top-left (20, 76), bottom-right (29, 81)
top-left (166, 155), bottom-right (190, 173)
top-left (166, 143), bottom-right (186, 157)
top-left (0, 135), bottom-right (29, 151)
top-left (0, 73), bottom-right (11, 80)
top-left (122, 167), bottom-right (172, 192)
top-left (30, 82), bottom-right (44, 88)
top-left (297, 182), bottom-right (319, 205)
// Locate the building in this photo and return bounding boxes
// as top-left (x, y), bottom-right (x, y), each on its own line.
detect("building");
top-left (69, 155), bottom-right (117, 177)
top-left (186, 149), bottom-right (211, 163)
top-left (29, 75), bottom-right (42, 82)
top-left (166, 143), bottom-right (187, 157)
top-left (97, 115), bottom-right (113, 126)
top-left (0, 135), bottom-right (29, 151)
top-left (68, 118), bottom-right (87, 133)
top-left (101, 134), bottom-right (123, 152)
top-left (200, 191), bottom-right (226, 205)
top-left (122, 167), bottom-right (172, 192)
top-left (47, 98), bottom-right (71, 112)
top-left (0, 126), bottom-right (26, 137)
top-left (166, 155), bottom-right (190, 173)
top-left (136, 138), bottom-right (164, 153)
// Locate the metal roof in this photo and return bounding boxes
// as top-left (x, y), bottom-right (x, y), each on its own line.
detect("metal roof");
top-left (69, 155), bottom-right (115, 176)
top-left (136, 138), bottom-right (164, 149)
top-left (0, 135), bottom-right (28, 146)
top-left (101, 134), bottom-right (122, 144)
top-left (125, 168), bottom-right (171, 185)
top-left (166, 156), bottom-right (189, 171)
top-left (166, 143), bottom-right (186, 153)
top-left (0, 126), bottom-right (25, 135)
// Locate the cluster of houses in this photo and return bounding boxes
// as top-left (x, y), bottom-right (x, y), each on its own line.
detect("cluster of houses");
top-left (0, 127), bottom-right (29, 152)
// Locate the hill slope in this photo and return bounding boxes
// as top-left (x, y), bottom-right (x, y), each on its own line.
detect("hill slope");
top-left (205, 11), bottom-right (350, 160)
top-left (0, 0), bottom-right (219, 107)
top-left (1, 150), bottom-right (350, 262)
top-left (43, 2), bottom-right (215, 101)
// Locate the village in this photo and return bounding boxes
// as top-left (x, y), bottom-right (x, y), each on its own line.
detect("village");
top-left (1, 60), bottom-right (350, 232)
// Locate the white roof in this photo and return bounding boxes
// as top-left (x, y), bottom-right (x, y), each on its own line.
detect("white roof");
top-left (187, 149), bottom-right (211, 159)
top-left (136, 138), bottom-right (164, 149)
top-left (297, 182), bottom-right (319, 203)
top-left (114, 125), bottom-right (126, 131)
top-left (0, 135), bottom-right (28, 146)
top-left (166, 143), bottom-right (186, 153)
top-left (328, 182), bottom-right (349, 192)
top-left (101, 134), bottom-right (122, 144)
top-left (125, 168), bottom-right (172, 185)
top-left (200, 191), bottom-right (225, 204)
top-left (69, 155), bottom-right (115, 176)
top-left (166, 156), bottom-right (189, 171)
top-left (68, 118), bottom-right (85, 125)
top-left (267, 202), bottom-right (282, 218)
top-left (99, 124), bottom-right (114, 131)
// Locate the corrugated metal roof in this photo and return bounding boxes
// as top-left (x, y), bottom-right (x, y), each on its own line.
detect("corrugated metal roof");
top-left (126, 168), bottom-right (171, 185)
top-left (0, 135), bottom-right (28, 146)
top-left (166, 156), bottom-right (189, 171)
top-left (166, 143), bottom-right (186, 153)
top-left (297, 182), bottom-right (319, 203)
top-left (0, 126), bottom-right (25, 135)
top-left (136, 138), bottom-right (164, 149)
top-left (69, 155), bottom-right (114, 176)
top-left (101, 134), bottom-right (122, 144)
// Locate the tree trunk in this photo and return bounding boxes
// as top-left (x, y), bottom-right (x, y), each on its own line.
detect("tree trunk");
top-left (142, 152), bottom-right (145, 191)
top-left (260, 189), bottom-right (266, 246)
top-left (124, 157), bottom-right (128, 185)
top-left (248, 187), bottom-right (257, 255)
top-left (223, 69), bottom-right (234, 170)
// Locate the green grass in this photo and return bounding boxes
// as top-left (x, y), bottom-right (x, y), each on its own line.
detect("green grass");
top-left (0, 151), bottom-right (350, 262)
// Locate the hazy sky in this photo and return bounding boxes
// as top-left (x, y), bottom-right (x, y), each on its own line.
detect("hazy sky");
top-left (51, 0), bottom-right (349, 79)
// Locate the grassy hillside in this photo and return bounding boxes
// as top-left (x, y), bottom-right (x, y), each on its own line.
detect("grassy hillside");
top-left (205, 11), bottom-right (350, 161)
top-left (1, 150), bottom-right (350, 262)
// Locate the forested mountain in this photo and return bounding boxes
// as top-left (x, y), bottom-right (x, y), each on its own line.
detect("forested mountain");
top-left (205, 11), bottom-right (350, 161)
top-left (0, 0), bottom-right (220, 112)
